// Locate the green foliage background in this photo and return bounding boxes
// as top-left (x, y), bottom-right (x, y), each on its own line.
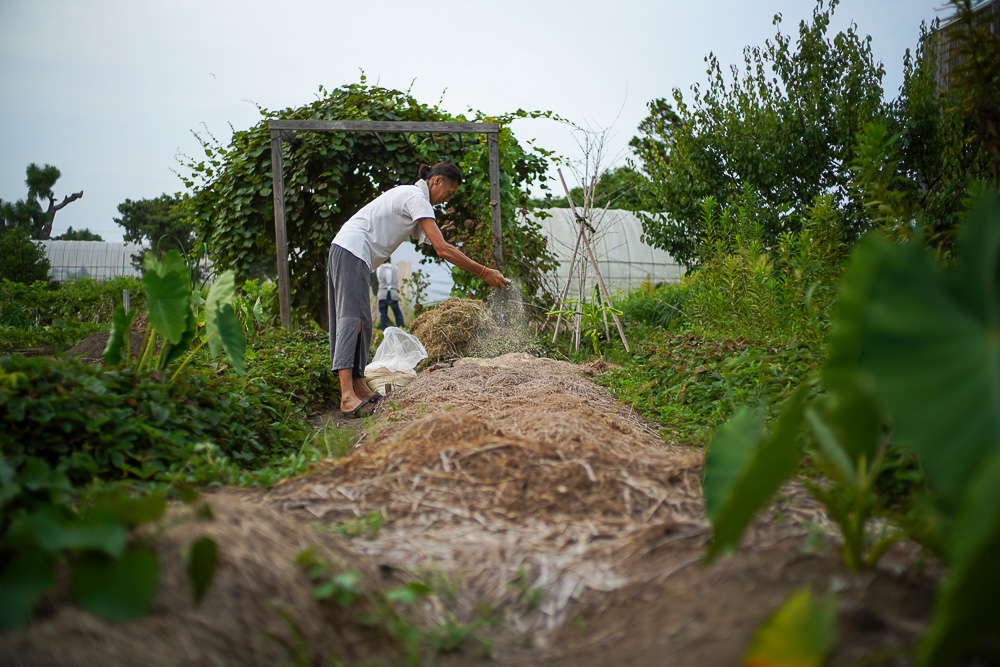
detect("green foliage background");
top-left (180, 77), bottom-right (558, 322)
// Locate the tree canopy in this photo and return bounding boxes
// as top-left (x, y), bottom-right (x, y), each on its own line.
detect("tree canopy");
top-left (849, 0), bottom-right (999, 256)
top-left (114, 193), bottom-right (195, 264)
top-left (180, 77), bottom-right (558, 323)
top-left (528, 165), bottom-right (646, 211)
top-left (0, 163), bottom-right (83, 240)
top-left (630, 0), bottom-right (887, 267)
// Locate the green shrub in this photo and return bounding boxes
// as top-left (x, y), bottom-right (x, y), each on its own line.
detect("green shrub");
top-left (600, 329), bottom-right (822, 445)
top-left (619, 281), bottom-right (688, 329)
top-left (1, 355), bottom-right (311, 484)
top-left (685, 192), bottom-right (842, 346)
top-left (244, 326), bottom-right (337, 409)
top-left (0, 229), bottom-right (50, 285)
top-left (0, 277), bottom-right (143, 327)
top-left (0, 322), bottom-right (105, 354)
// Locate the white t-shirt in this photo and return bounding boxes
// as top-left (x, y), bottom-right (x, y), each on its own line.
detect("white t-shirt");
top-left (333, 180), bottom-right (435, 270)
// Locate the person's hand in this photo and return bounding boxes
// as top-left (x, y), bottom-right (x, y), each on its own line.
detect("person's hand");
top-left (482, 268), bottom-right (511, 289)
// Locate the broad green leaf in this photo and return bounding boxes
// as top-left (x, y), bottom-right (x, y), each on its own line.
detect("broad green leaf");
top-left (826, 192), bottom-right (1000, 506)
top-left (805, 406), bottom-right (859, 490)
top-left (186, 536), bottom-right (218, 605)
top-left (91, 488), bottom-right (167, 526)
top-left (18, 457), bottom-right (70, 493)
top-left (0, 551), bottom-right (54, 629)
top-left (820, 378), bottom-right (883, 467)
top-left (386, 581), bottom-right (432, 605)
top-left (204, 271), bottom-right (248, 374)
top-left (142, 249), bottom-right (192, 345)
top-left (159, 306), bottom-right (198, 368)
top-left (918, 449), bottom-right (1000, 667)
top-left (704, 387), bottom-right (807, 561)
top-left (72, 548), bottom-right (159, 622)
top-left (32, 508), bottom-right (128, 558)
top-left (743, 587), bottom-right (838, 667)
top-left (143, 248), bottom-right (187, 279)
top-left (103, 305), bottom-right (137, 366)
top-left (204, 270), bottom-right (236, 356)
top-left (210, 303), bottom-right (246, 375)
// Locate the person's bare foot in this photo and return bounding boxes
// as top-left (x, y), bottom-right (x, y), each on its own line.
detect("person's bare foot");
top-left (352, 378), bottom-right (376, 402)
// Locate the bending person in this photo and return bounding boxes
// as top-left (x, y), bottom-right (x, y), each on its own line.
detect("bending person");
top-left (328, 162), bottom-right (510, 418)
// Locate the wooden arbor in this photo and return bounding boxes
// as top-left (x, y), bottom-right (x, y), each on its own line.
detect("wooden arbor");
top-left (267, 119), bottom-right (503, 328)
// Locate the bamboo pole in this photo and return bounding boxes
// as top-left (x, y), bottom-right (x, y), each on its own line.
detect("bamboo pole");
top-left (557, 169), bottom-right (630, 353)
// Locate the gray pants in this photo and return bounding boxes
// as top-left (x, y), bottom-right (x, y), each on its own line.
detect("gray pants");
top-left (328, 244), bottom-right (372, 378)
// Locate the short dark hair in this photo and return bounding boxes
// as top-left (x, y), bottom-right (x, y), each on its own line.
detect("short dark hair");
top-left (418, 162), bottom-right (463, 184)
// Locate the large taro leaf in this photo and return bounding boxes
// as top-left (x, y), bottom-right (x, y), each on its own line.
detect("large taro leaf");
top-left (185, 536), bottom-right (218, 605)
top-left (742, 586), bottom-right (838, 667)
top-left (71, 548), bottom-right (159, 622)
top-left (0, 551), bottom-right (54, 629)
top-left (204, 270), bottom-right (246, 375)
top-left (918, 449), bottom-right (1000, 667)
top-left (31, 507), bottom-right (128, 559)
top-left (141, 250), bottom-right (191, 345)
top-left (703, 387), bottom-right (807, 562)
top-left (825, 191), bottom-right (1000, 508)
top-left (159, 306), bottom-right (198, 369)
top-left (103, 305), bottom-right (137, 366)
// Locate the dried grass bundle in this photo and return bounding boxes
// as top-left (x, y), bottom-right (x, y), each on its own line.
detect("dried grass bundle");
top-left (408, 297), bottom-right (489, 361)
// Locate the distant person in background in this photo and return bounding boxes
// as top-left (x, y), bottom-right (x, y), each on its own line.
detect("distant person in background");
top-left (376, 259), bottom-right (405, 330)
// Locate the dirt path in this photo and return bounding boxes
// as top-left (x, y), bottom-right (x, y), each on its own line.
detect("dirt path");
top-left (1, 354), bottom-right (939, 666)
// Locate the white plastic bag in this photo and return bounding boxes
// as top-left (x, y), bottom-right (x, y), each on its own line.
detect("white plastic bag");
top-left (365, 327), bottom-right (428, 395)
top-left (365, 327), bottom-right (427, 374)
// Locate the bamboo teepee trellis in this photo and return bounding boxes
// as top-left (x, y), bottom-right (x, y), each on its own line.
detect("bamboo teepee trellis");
top-left (550, 168), bottom-right (630, 354)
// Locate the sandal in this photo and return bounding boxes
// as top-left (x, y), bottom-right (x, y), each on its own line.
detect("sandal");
top-left (343, 395), bottom-right (376, 419)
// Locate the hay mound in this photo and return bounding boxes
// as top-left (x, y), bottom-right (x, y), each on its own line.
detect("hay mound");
top-left (408, 297), bottom-right (487, 361)
top-left (265, 354), bottom-right (707, 651)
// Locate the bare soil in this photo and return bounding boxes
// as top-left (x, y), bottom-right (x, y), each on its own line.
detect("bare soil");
top-left (0, 353), bottom-right (940, 666)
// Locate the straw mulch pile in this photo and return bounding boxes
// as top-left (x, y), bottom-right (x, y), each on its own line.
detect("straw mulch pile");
top-left (408, 297), bottom-right (489, 361)
top-left (266, 354), bottom-right (713, 656)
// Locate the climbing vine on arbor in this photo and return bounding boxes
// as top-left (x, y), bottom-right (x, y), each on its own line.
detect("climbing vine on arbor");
top-left (179, 77), bottom-right (559, 322)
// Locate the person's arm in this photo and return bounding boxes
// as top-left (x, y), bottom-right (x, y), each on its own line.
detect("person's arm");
top-left (418, 217), bottom-right (510, 289)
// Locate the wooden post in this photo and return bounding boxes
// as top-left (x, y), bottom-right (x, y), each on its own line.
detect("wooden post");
top-left (270, 129), bottom-right (292, 328)
top-left (488, 132), bottom-right (503, 271)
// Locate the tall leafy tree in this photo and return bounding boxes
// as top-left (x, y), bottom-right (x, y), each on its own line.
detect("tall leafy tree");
top-left (529, 165), bottom-right (647, 211)
top-left (179, 77), bottom-right (558, 322)
top-left (0, 163), bottom-right (83, 240)
top-left (630, 0), bottom-right (887, 267)
top-left (849, 0), bottom-right (999, 257)
top-left (114, 193), bottom-right (195, 256)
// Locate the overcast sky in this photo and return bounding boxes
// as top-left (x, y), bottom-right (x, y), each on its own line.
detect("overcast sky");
top-left (1, 0), bottom-right (948, 243)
